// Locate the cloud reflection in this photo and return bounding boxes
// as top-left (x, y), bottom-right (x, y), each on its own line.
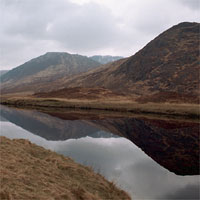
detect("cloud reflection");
top-left (1, 121), bottom-right (199, 200)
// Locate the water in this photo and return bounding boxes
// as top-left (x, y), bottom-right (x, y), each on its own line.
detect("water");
top-left (0, 105), bottom-right (199, 199)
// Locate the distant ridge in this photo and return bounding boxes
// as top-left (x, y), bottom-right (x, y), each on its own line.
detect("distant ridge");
top-left (0, 70), bottom-right (9, 78)
top-left (89, 55), bottom-right (123, 64)
top-left (1, 52), bottom-right (100, 93)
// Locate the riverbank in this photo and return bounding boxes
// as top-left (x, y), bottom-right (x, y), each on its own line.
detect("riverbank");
top-left (1, 96), bottom-right (199, 119)
top-left (0, 136), bottom-right (130, 200)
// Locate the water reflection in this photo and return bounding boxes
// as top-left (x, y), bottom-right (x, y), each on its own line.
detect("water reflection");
top-left (1, 105), bottom-right (199, 175)
top-left (0, 106), bottom-right (116, 140)
top-left (0, 105), bottom-right (199, 199)
top-left (90, 118), bottom-right (200, 175)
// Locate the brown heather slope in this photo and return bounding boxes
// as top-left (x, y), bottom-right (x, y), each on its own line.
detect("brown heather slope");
top-left (0, 136), bottom-right (130, 200)
top-left (35, 87), bottom-right (127, 100)
top-left (54, 22), bottom-right (199, 103)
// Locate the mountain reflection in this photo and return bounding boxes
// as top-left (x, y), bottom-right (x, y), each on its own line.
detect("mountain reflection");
top-left (0, 105), bottom-right (199, 175)
top-left (0, 106), bottom-right (116, 140)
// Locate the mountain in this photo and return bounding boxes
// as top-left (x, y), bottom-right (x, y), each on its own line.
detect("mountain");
top-left (89, 55), bottom-right (123, 64)
top-left (1, 22), bottom-right (199, 104)
top-left (0, 52), bottom-right (100, 94)
top-left (0, 70), bottom-right (9, 78)
top-left (60, 22), bottom-right (199, 103)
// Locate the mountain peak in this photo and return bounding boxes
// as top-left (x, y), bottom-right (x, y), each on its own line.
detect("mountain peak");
top-left (62, 22), bottom-right (199, 103)
top-left (44, 52), bottom-right (70, 56)
top-left (0, 52), bottom-right (101, 93)
top-left (173, 21), bottom-right (199, 28)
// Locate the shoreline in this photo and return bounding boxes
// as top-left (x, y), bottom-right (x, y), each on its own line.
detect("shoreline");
top-left (0, 136), bottom-right (130, 200)
top-left (1, 96), bottom-right (199, 120)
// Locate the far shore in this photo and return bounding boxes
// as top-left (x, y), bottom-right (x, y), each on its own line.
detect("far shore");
top-left (1, 96), bottom-right (199, 120)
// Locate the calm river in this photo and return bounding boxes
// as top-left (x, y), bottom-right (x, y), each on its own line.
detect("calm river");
top-left (0, 105), bottom-right (199, 200)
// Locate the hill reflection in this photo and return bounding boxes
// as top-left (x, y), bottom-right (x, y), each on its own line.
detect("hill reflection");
top-left (0, 105), bottom-right (199, 175)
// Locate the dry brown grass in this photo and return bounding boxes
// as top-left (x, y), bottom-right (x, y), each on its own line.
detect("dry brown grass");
top-left (0, 136), bottom-right (130, 200)
top-left (1, 96), bottom-right (199, 119)
top-left (34, 87), bottom-right (127, 100)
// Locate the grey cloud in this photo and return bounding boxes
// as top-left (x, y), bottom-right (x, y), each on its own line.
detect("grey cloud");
top-left (50, 3), bottom-right (119, 51)
top-left (0, 0), bottom-right (121, 68)
top-left (2, 0), bottom-right (119, 47)
top-left (176, 0), bottom-right (200, 10)
top-left (2, 0), bottom-right (63, 38)
top-left (0, 0), bottom-right (199, 69)
top-left (160, 184), bottom-right (200, 199)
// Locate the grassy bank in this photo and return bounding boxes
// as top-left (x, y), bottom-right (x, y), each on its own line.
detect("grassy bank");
top-left (0, 136), bottom-right (130, 200)
top-left (1, 96), bottom-right (199, 119)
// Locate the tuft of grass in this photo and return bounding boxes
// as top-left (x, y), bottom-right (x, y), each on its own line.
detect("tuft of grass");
top-left (0, 136), bottom-right (131, 200)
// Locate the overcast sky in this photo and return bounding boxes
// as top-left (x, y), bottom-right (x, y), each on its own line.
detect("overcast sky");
top-left (0, 0), bottom-right (199, 70)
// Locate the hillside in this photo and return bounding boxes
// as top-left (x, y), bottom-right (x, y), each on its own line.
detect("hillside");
top-left (89, 55), bottom-right (123, 64)
top-left (0, 52), bottom-right (100, 93)
top-left (1, 22), bottom-right (199, 104)
top-left (0, 70), bottom-right (9, 78)
top-left (35, 87), bottom-right (126, 100)
top-left (0, 136), bottom-right (130, 200)
top-left (60, 22), bottom-right (199, 103)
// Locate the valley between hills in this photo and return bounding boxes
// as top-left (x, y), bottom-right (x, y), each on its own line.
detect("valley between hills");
top-left (0, 22), bottom-right (199, 119)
